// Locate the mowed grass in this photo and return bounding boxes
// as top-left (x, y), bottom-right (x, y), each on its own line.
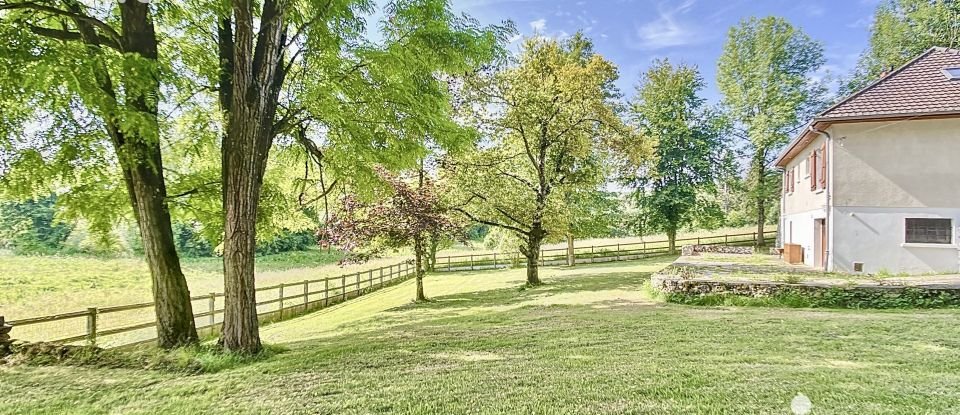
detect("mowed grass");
top-left (3, 258), bottom-right (960, 414)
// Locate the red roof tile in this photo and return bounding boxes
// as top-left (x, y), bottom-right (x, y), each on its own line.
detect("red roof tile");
top-left (819, 47), bottom-right (960, 120)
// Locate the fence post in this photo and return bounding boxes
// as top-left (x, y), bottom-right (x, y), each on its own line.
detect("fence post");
top-left (754, 232), bottom-right (758, 245)
top-left (368, 270), bottom-right (373, 291)
top-left (493, 253), bottom-right (498, 268)
top-left (208, 293), bottom-right (216, 328)
top-left (447, 256), bottom-right (451, 271)
top-left (86, 307), bottom-right (98, 346)
top-left (324, 278), bottom-right (330, 306)
top-left (470, 255), bottom-right (474, 271)
top-left (724, 234), bottom-right (728, 245)
top-left (342, 274), bottom-right (347, 301)
top-left (590, 246), bottom-right (595, 263)
top-left (278, 283), bottom-right (285, 319)
top-left (616, 244), bottom-right (620, 262)
top-left (303, 280), bottom-right (309, 308)
top-left (540, 250), bottom-right (545, 266)
top-left (380, 268), bottom-right (384, 288)
top-left (356, 272), bottom-right (361, 295)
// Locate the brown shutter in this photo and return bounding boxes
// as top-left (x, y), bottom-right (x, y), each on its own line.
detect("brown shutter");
top-left (819, 143), bottom-right (827, 189)
top-left (809, 151), bottom-right (817, 191)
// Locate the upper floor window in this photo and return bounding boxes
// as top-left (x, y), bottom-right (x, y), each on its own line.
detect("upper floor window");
top-left (905, 218), bottom-right (952, 244)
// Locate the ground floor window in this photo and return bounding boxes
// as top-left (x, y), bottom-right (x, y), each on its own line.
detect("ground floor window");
top-left (904, 218), bottom-right (953, 244)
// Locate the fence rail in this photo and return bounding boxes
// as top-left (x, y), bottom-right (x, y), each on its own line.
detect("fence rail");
top-left (7, 261), bottom-right (416, 348)
top-left (431, 231), bottom-right (777, 272)
top-left (4, 230), bottom-right (775, 348)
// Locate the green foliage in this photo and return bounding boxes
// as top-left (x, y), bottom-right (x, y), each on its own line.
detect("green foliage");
top-left (566, 189), bottom-right (628, 239)
top-left (0, 196), bottom-right (71, 254)
top-left (846, 0), bottom-right (960, 92)
top-left (665, 287), bottom-right (960, 309)
top-left (717, 16), bottom-right (826, 231)
top-left (628, 60), bottom-right (723, 244)
top-left (450, 34), bottom-right (641, 243)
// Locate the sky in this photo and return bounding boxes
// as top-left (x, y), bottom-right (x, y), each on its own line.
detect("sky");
top-left (444, 0), bottom-right (884, 103)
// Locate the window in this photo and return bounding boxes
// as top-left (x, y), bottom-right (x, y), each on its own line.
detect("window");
top-left (905, 218), bottom-right (952, 244)
top-left (944, 67), bottom-right (960, 80)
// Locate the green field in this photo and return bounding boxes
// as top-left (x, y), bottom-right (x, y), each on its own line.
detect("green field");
top-left (3, 258), bottom-right (960, 414)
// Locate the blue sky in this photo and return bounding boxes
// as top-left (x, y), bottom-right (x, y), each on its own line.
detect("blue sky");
top-left (446, 0), bottom-right (883, 103)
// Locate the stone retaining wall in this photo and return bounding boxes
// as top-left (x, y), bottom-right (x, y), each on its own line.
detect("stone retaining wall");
top-left (650, 274), bottom-right (960, 308)
top-left (680, 244), bottom-right (755, 256)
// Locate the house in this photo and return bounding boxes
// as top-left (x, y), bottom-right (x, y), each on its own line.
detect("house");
top-left (774, 47), bottom-right (960, 274)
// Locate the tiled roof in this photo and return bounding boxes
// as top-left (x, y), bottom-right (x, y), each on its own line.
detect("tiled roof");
top-left (819, 47), bottom-right (960, 120)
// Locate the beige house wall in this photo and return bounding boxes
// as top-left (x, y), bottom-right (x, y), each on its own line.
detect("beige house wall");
top-left (831, 118), bottom-right (960, 208)
top-left (781, 134), bottom-right (828, 216)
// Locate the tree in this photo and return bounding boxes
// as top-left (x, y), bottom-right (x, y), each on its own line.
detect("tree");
top-left (716, 16), bottom-right (825, 247)
top-left (200, 0), bottom-right (505, 353)
top-left (326, 166), bottom-right (462, 301)
top-left (0, 196), bottom-right (72, 254)
top-left (449, 34), bottom-right (641, 285)
top-left (0, 0), bottom-right (199, 348)
top-left (847, 0), bottom-right (960, 92)
top-left (628, 60), bottom-right (722, 253)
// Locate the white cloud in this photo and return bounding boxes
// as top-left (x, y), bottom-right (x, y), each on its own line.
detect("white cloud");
top-left (628, 0), bottom-right (703, 50)
top-left (529, 18), bottom-right (547, 32)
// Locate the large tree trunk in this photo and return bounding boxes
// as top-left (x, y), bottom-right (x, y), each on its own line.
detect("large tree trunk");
top-left (120, 1), bottom-right (198, 348)
top-left (522, 224), bottom-right (545, 286)
top-left (218, 0), bottom-right (289, 354)
top-left (414, 237), bottom-right (427, 302)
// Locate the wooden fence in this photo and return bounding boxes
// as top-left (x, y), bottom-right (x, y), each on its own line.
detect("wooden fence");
top-left (4, 230), bottom-right (775, 348)
top-left (6, 261), bottom-right (416, 348)
top-left (432, 231), bottom-right (777, 272)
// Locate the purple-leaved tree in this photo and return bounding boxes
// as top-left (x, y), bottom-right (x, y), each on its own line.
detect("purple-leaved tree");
top-left (326, 166), bottom-right (462, 301)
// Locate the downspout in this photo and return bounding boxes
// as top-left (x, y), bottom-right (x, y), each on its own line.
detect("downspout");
top-left (809, 125), bottom-right (832, 272)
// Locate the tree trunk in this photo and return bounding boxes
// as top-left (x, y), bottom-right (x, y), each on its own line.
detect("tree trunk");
top-left (426, 236), bottom-right (439, 272)
top-left (756, 198), bottom-right (766, 247)
top-left (667, 227), bottom-right (677, 254)
top-left (414, 237), bottom-right (427, 302)
top-left (523, 225), bottom-right (545, 286)
top-left (754, 154), bottom-right (767, 248)
top-left (130, 158), bottom-right (199, 348)
top-left (218, 0), bottom-right (289, 354)
top-left (119, 1), bottom-right (198, 348)
top-left (566, 234), bottom-right (575, 267)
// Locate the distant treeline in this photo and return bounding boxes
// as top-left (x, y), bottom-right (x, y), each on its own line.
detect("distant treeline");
top-left (0, 196), bottom-right (315, 257)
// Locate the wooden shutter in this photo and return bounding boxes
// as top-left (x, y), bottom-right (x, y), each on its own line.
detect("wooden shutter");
top-left (819, 143), bottom-right (827, 189)
top-left (809, 151), bottom-right (817, 191)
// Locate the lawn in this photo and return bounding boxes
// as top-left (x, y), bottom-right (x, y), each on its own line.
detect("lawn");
top-left (3, 258), bottom-right (960, 414)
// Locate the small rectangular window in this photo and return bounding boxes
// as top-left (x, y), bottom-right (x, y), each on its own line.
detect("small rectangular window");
top-left (905, 218), bottom-right (952, 244)
top-left (944, 68), bottom-right (960, 80)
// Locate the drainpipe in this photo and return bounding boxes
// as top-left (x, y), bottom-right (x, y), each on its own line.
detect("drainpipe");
top-left (809, 125), bottom-right (832, 272)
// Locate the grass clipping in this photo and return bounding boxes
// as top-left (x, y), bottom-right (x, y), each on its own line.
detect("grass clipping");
top-left (1, 341), bottom-right (285, 374)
